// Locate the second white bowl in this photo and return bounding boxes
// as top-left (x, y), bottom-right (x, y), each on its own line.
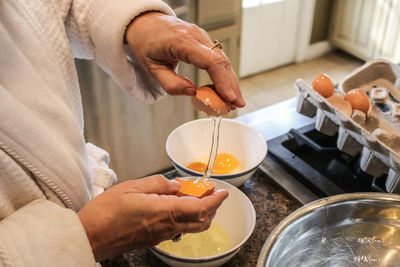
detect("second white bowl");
top-left (150, 178), bottom-right (256, 267)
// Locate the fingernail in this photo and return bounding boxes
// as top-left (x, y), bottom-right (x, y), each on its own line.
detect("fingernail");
top-left (236, 98), bottom-right (246, 108)
top-left (184, 87), bottom-right (196, 96)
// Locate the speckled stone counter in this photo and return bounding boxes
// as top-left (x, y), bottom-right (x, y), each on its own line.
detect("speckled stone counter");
top-left (101, 169), bottom-right (301, 266)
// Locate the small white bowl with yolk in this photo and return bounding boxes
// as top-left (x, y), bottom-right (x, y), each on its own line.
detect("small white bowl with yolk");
top-left (166, 118), bottom-right (268, 187)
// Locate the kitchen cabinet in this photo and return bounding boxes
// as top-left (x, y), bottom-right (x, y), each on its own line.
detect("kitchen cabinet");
top-left (329, 0), bottom-right (400, 63)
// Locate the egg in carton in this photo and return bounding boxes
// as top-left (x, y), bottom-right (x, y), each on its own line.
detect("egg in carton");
top-left (295, 59), bottom-right (400, 193)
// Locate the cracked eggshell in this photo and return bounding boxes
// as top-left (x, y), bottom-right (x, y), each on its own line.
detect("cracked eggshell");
top-left (327, 94), bottom-right (352, 117)
top-left (344, 88), bottom-right (371, 115)
top-left (191, 84), bottom-right (231, 116)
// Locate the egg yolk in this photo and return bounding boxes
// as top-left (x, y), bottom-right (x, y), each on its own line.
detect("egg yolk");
top-left (186, 153), bottom-right (239, 175)
top-left (213, 153), bottom-right (239, 174)
top-left (186, 162), bottom-right (207, 173)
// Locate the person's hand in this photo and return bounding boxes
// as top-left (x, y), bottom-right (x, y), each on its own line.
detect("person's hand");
top-left (125, 12), bottom-right (245, 108)
top-left (77, 175), bottom-right (228, 261)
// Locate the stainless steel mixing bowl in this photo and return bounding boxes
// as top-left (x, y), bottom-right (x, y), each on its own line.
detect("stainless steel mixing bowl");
top-left (258, 193), bottom-right (400, 267)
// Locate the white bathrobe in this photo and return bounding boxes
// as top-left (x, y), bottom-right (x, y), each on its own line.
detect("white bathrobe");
top-left (0, 0), bottom-right (174, 265)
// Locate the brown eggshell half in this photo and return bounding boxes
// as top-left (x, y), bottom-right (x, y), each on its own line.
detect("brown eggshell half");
top-left (327, 94), bottom-right (353, 117)
top-left (176, 188), bottom-right (215, 198)
top-left (344, 88), bottom-right (371, 115)
top-left (191, 85), bottom-right (231, 116)
top-left (175, 178), bottom-right (216, 198)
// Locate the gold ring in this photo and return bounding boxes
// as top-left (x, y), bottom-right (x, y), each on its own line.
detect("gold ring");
top-left (210, 40), bottom-right (223, 50)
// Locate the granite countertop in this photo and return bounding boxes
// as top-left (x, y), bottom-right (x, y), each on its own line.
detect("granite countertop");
top-left (101, 167), bottom-right (301, 266)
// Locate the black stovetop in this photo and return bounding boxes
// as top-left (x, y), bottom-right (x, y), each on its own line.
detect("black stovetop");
top-left (267, 123), bottom-right (387, 198)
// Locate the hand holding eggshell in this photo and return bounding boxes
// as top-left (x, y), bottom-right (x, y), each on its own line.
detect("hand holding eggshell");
top-left (125, 12), bottom-right (245, 107)
top-left (77, 175), bottom-right (227, 261)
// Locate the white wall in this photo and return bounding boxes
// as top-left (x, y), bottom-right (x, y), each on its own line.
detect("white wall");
top-left (239, 0), bottom-right (301, 77)
top-left (240, 0), bottom-right (332, 78)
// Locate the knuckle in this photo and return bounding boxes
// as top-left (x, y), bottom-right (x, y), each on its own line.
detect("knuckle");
top-left (221, 56), bottom-right (231, 68)
top-left (167, 204), bottom-right (179, 222)
top-left (199, 27), bottom-right (210, 38)
top-left (172, 30), bottom-right (191, 50)
top-left (188, 23), bottom-right (200, 33)
top-left (167, 210), bottom-right (182, 234)
top-left (197, 206), bottom-right (209, 221)
top-left (165, 223), bottom-right (176, 236)
top-left (154, 174), bottom-right (166, 181)
top-left (200, 219), bottom-right (212, 232)
top-left (148, 64), bottom-right (161, 76)
top-left (153, 174), bottom-right (168, 185)
top-left (210, 53), bottom-right (230, 67)
top-left (209, 53), bottom-right (222, 66)
top-left (176, 26), bottom-right (196, 42)
top-left (176, 29), bottom-right (188, 40)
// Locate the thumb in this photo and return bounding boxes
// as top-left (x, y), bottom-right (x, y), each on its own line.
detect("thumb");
top-left (152, 66), bottom-right (196, 96)
top-left (133, 175), bottom-right (181, 195)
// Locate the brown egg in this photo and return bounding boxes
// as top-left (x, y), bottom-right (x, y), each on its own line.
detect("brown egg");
top-left (344, 88), bottom-right (370, 114)
top-left (191, 84), bottom-right (231, 116)
top-left (312, 74), bottom-right (335, 98)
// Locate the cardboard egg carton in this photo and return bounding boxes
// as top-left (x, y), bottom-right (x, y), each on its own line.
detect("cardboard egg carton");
top-left (295, 59), bottom-right (400, 193)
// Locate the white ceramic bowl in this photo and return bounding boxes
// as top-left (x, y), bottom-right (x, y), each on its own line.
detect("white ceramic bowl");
top-left (150, 178), bottom-right (256, 267)
top-left (166, 118), bottom-right (267, 187)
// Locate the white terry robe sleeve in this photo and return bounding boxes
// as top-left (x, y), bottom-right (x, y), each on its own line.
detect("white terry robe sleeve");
top-left (86, 143), bottom-right (117, 197)
top-left (0, 199), bottom-right (95, 267)
top-left (65, 0), bottom-right (176, 103)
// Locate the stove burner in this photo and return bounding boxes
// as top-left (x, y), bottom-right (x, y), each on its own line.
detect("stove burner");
top-left (267, 123), bottom-right (386, 197)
